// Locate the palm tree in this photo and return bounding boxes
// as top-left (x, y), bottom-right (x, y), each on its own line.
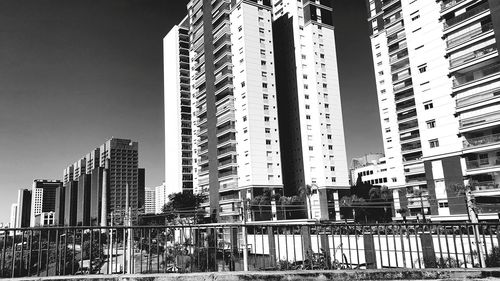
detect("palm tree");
top-left (299, 184), bottom-right (317, 219)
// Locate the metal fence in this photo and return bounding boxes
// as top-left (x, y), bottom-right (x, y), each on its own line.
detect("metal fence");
top-left (0, 222), bottom-right (499, 278)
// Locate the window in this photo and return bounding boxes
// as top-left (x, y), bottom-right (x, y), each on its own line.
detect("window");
top-left (324, 104), bottom-right (329, 109)
top-left (330, 166), bottom-right (335, 171)
top-left (260, 49), bottom-right (266, 55)
top-left (418, 63), bottom-right (427, 73)
top-left (424, 101), bottom-right (433, 110)
top-left (265, 128), bottom-right (271, 133)
top-left (264, 116), bottom-right (270, 122)
top-left (303, 74), bottom-right (308, 79)
top-left (305, 94), bottom-right (309, 99)
top-left (438, 201), bottom-right (449, 208)
top-left (241, 81), bottom-right (246, 87)
top-left (385, 128), bottom-right (391, 133)
top-left (262, 82), bottom-right (268, 88)
top-left (238, 26), bottom-right (242, 32)
top-left (306, 115), bottom-right (311, 120)
top-left (327, 134), bottom-right (332, 140)
top-left (328, 145), bottom-right (333, 150)
top-left (429, 139), bottom-right (439, 148)
top-left (305, 104), bottom-right (310, 109)
top-left (243, 116), bottom-right (247, 122)
top-left (426, 120), bottom-right (436, 128)
top-left (309, 146), bottom-right (313, 151)
top-left (263, 94), bottom-right (268, 99)
top-left (266, 139), bottom-right (272, 145)
top-left (262, 71), bottom-right (267, 78)
top-left (261, 60), bottom-right (266, 66)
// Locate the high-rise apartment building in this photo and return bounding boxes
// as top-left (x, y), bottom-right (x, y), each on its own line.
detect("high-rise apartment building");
top-left (155, 183), bottom-right (168, 214)
top-left (272, 0), bottom-right (350, 220)
top-left (165, 0), bottom-right (350, 221)
top-left (144, 187), bottom-right (156, 214)
top-left (62, 138), bottom-right (145, 226)
top-left (367, 0), bottom-right (500, 221)
top-left (30, 180), bottom-right (62, 226)
top-left (164, 16), bottom-right (194, 196)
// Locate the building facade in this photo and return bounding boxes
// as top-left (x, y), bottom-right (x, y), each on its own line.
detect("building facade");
top-left (272, 0), bottom-right (350, 220)
top-left (367, 0), bottom-right (500, 221)
top-left (164, 16), bottom-right (194, 196)
top-left (62, 138), bottom-right (145, 226)
top-left (155, 183), bottom-right (168, 214)
top-left (351, 154), bottom-right (390, 187)
top-left (165, 0), bottom-right (350, 222)
top-left (144, 187), bottom-right (156, 214)
top-left (30, 180), bottom-right (62, 227)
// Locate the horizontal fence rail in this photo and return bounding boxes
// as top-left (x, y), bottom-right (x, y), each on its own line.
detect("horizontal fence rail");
top-left (0, 222), bottom-right (499, 278)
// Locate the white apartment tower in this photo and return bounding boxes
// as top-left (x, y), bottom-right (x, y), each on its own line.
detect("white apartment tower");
top-left (164, 16), bottom-right (194, 196)
top-left (272, 0), bottom-right (350, 220)
top-left (367, 0), bottom-right (500, 221)
top-left (165, 0), bottom-right (350, 221)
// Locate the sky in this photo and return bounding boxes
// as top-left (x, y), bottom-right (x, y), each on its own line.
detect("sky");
top-left (0, 0), bottom-right (381, 224)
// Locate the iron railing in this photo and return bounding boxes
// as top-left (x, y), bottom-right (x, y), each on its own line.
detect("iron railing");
top-left (0, 223), bottom-right (499, 278)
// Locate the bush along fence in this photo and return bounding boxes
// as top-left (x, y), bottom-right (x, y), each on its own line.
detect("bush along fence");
top-left (0, 222), bottom-right (499, 278)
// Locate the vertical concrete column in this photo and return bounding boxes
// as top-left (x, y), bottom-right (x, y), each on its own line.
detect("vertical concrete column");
top-left (420, 232), bottom-right (436, 268)
top-left (320, 227), bottom-right (331, 266)
top-left (363, 233), bottom-right (377, 269)
top-left (301, 225), bottom-right (312, 261)
top-left (267, 226), bottom-right (276, 267)
top-left (333, 190), bottom-right (341, 221)
top-left (229, 227), bottom-right (238, 271)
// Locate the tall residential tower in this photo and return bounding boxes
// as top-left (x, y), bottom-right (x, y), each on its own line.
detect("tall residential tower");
top-left (367, 0), bottom-right (500, 221)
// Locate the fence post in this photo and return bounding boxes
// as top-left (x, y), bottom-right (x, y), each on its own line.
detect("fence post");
top-left (301, 226), bottom-right (312, 262)
top-left (320, 227), bottom-right (331, 266)
top-left (267, 226), bottom-right (276, 268)
top-left (229, 227), bottom-right (238, 271)
top-left (420, 232), bottom-right (436, 268)
top-left (363, 233), bottom-right (377, 269)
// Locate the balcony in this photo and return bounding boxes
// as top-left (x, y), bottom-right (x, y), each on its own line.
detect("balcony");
top-left (447, 22), bottom-right (493, 49)
top-left (450, 44), bottom-right (497, 69)
top-left (387, 30), bottom-right (405, 45)
top-left (395, 88), bottom-right (414, 102)
top-left (392, 69), bottom-right (411, 83)
top-left (394, 79), bottom-right (412, 93)
top-left (217, 146), bottom-right (236, 157)
top-left (400, 130), bottom-right (420, 142)
top-left (389, 41), bottom-right (407, 54)
top-left (466, 157), bottom-right (500, 170)
top-left (219, 169), bottom-right (237, 179)
top-left (470, 181), bottom-right (500, 192)
top-left (396, 98), bottom-right (415, 112)
top-left (401, 141), bottom-right (422, 153)
top-left (463, 132), bottom-right (500, 149)
top-left (441, 0), bottom-right (468, 12)
top-left (399, 119), bottom-right (419, 132)
top-left (443, 2), bottom-right (490, 30)
top-left (390, 49), bottom-right (408, 63)
top-left (453, 61), bottom-right (500, 88)
top-left (397, 109), bottom-right (417, 122)
top-left (456, 86), bottom-right (500, 108)
top-left (459, 111), bottom-right (500, 130)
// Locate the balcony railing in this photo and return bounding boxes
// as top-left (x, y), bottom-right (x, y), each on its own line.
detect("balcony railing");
top-left (466, 157), bottom-right (500, 170)
top-left (456, 86), bottom-right (500, 108)
top-left (463, 133), bottom-right (500, 148)
top-left (444, 2), bottom-right (490, 29)
top-left (441, 0), bottom-right (467, 11)
top-left (387, 31), bottom-right (405, 44)
top-left (470, 181), bottom-right (500, 192)
top-left (450, 44), bottom-right (497, 69)
top-left (395, 89), bottom-right (414, 101)
top-left (401, 142), bottom-right (422, 152)
top-left (459, 111), bottom-right (500, 129)
top-left (447, 22), bottom-right (493, 49)
top-left (453, 61), bottom-right (500, 88)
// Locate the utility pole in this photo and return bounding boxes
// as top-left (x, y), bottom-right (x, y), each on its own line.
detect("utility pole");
top-left (109, 211), bottom-right (114, 273)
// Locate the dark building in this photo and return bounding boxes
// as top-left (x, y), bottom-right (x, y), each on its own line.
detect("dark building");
top-left (54, 186), bottom-right (65, 226)
top-left (90, 167), bottom-right (104, 226)
top-left (16, 189), bottom-right (31, 228)
top-left (64, 180), bottom-right (78, 226)
top-left (77, 174), bottom-right (92, 226)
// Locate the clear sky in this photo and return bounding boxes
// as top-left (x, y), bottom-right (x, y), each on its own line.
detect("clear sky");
top-left (0, 0), bottom-right (382, 224)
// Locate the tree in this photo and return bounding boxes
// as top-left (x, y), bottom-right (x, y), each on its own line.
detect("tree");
top-left (162, 192), bottom-right (207, 223)
top-left (340, 195), bottom-right (366, 222)
top-left (299, 184), bottom-right (317, 219)
top-left (250, 191), bottom-right (271, 220)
